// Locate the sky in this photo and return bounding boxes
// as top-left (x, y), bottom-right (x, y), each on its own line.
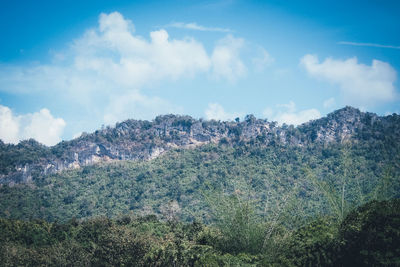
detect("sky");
top-left (0, 0), bottom-right (399, 146)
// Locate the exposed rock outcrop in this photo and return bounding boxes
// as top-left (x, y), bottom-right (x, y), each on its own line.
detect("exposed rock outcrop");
top-left (1, 106), bottom-right (399, 184)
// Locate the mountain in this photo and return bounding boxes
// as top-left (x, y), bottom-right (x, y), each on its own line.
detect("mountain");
top-left (1, 106), bottom-right (399, 185)
top-left (0, 106), bottom-right (399, 223)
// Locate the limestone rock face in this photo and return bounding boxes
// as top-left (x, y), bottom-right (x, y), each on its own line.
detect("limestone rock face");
top-left (1, 106), bottom-right (399, 184)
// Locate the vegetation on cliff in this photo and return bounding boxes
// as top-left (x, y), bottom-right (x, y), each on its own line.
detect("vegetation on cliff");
top-left (0, 107), bottom-right (399, 266)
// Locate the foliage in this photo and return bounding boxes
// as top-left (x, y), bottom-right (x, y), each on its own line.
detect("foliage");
top-left (260, 199), bottom-right (400, 266)
top-left (0, 216), bottom-right (256, 266)
top-left (1, 137), bottom-right (399, 223)
top-left (0, 107), bottom-right (399, 265)
top-left (204, 190), bottom-right (266, 255)
top-left (269, 218), bottom-right (338, 266)
top-left (0, 199), bottom-right (399, 266)
top-left (0, 139), bottom-right (51, 175)
top-left (337, 199), bottom-right (400, 266)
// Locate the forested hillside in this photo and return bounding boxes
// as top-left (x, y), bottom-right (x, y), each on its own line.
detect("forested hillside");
top-left (1, 106), bottom-right (399, 185)
top-left (1, 106), bottom-right (399, 222)
top-left (0, 106), bottom-right (399, 266)
top-left (1, 140), bottom-right (399, 223)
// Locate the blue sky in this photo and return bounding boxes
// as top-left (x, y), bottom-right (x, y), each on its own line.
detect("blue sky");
top-left (0, 0), bottom-right (399, 145)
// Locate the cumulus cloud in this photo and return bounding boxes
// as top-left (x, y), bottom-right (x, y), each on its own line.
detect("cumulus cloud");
top-left (300, 54), bottom-right (397, 106)
top-left (0, 105), bottom-right (65, 146)
top-left (0, 12), bottom-right (252, 134)
top-left (263, 101), bottom-right (321, 126)
top-left (73, 12), bottom-right (212, 88)
top-left (0, 12), bottom-right (235, 95)
top-left (211, 35), bottom-right (246, 82)
top-left (167, 22), bottom-right (231, 32)
top-left (104, 91), bottom-right (183, 125)
top-left (0, 105), bottom-right (20, 144)
top-left (204, 103), bottom-right (243, 121)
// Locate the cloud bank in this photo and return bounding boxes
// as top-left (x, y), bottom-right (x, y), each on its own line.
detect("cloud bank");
top-left (205, 103), bottom-right (243, 121)
top-left (211, 35), bottom-right (246, 82)
top-left (252, 47), bottom-right (274, 72)
top-left (263, 101), bottom-right (321, 126)
top-left (104, 91), bottom-right (183, 125)
top-left (301, 54), bottom-right (397, 107)
top-left (73, 12), bottom-right (212, 89)
top-left (0, 12), bottom-right (270, 143)
top-left (0, 105), bottom-right (65, 146)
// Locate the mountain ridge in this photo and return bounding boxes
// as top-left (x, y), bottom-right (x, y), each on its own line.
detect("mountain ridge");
top-left (1, 106), bottom-right (399, 185)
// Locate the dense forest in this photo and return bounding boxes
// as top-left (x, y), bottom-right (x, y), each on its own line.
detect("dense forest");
top-left (0, 107), bottom-right (399, 266)
top-left (1, 141), bottom-right (399, 223)
top-left (1, 199), bottom-right (399, 266)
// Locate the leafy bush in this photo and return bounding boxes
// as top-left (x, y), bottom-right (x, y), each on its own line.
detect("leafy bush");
top-left (338, 199), bottom-right (400, 266)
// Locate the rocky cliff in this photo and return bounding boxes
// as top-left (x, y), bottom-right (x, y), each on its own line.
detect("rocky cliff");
top-left (1, 106), bottom-right (399, 184)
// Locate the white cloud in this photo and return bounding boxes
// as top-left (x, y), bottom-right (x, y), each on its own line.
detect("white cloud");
top-left (263, 101), bottom-right (321, 126)
top-left (323, 97), bottom-right (336, 109)
top-left (300, 54), bottom-right (397, 106)
top-left (274, 109), bottom-right (321, 126)
top-left (0, 105), bottom-right (65, 146)
top-left (0, 12), bottom-right (220, 96)
top-left (338, 41), bottom-right (400, 50)
top-left (211, 35), bottom-right (246, 82)
top-left (167, 22), bottom-right (231, 32)
top-left (72, 132), bottom-right (83, 139)
top-left (22, 109), bottom-right (66, 146)
top-left (73, 12), bottom-right (212, 88)
top-left (204, 103), bottom-right (242, 121)
top-left (252, 47), bottom-right (274, 72)
top-left (104, 91), bottom-right (183, 125)
top-left (0, 105), bottom-right (20, 144)
top-left (0, 12), bottom-right (250, 134)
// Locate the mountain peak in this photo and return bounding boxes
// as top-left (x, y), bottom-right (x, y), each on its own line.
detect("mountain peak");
top-left (328, 106), bottom-right (362, 117)
top-left (1, 106), bottom-right (399, 185)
